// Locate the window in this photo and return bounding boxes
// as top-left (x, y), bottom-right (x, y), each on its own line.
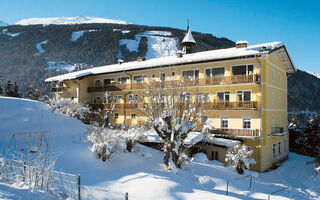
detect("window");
top-left (171, 71), bottom-right (175, 77)
top-left (197, 93), bottom-right (210, 103)
top-left (272, 69), bottom-right (275, 81)
top-left (182, 70), bottom-right (199, 80)
top-left (113, 95), bottom-right (122, 103)
top-left (160, 93), bottom-right (166, 103)
top-left (272, 92), bottom-right (275, 104)
top-left (278, 141), bottom-right (282, 156)
top-left (94, 79), bottom-right (101, 86)
top-left (284, 140), bottom-right (288, 153)
top-left (59, 82), bottom-right (64, 87)
top-left (265, 146), bottom-right (269, 165)
top-left (217, 91), bottom-right (230, 102)
top-left (160, 73), bottom-right (166, 82)
top-left (279, 94), bottom-right (282, 105)
top-left (128, 94), bottom-right (138, 103)
top-left (278, 72), bottom-right (281, 83)
top-left (237, 91), bottom-right (251, 101)
top-left (221, 115), bottom-right (228, 128)
top-left (232, 65), bottom-right (253, 75)
top-left (243, 115), bottom-right (251, 129)
top-left (133, 75), bottom-right (147, 83)
top-left (152, 74), bottom-right (155, 78)
top-left (273, 143), bottom-right (277, 159)
top-left (103, 78), bottom-right (114, 86)
top-left (117, 77), bottom-right (129, 84)
top-left (131, 113), bottom-right (136, 119)
top-left (206, 67), bottom-right (225, 77)
top-left (180, 92), bottom-right (191, 102)
top-left (114, 113), bottom-right (119, 119)
top-left (211, 151), bottom-right (219, 160)
top-left (93, 96), bottom-right (101, 104)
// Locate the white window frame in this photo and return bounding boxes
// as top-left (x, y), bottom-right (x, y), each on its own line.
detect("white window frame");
top-left (197, 92), bottom-right (210, 103)
top-left (220, 115), bottom-right (229, 129)
top-left (93, 96), bottom-right (101, 104)
top-left (236, 90), bottom-right (252, 102)
top-left (113, 95), bottom-right (122, 104)
top-left (204, 66), bottom-right (225, 78)
top-left (242, 115), bottom-right (251, 129)
top-left (216, 91), bottom-right (230, 102)
top-left (160, 72), bottom-right (166, 82)
top-left (103, 78), bottom-right (114, 86)
top-left (94, 79), bottom-right (101, 86)
top-left (128, 94), bottom-right (138, 103)
top-left (117, 76), bottom-right (129, 84)
top-left (231, 64), bottom-right (255, 76)
top-left (182, 69), bottom-right (200, 80)
top-left (133, 74), bottom-right (147, 83)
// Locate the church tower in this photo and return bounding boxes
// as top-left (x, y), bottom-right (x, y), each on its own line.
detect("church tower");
top-left (181, 20), bottom-right (196, 54)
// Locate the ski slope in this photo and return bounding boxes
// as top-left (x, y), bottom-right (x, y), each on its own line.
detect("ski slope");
top-left (0, 97), bottom-right (319, 199)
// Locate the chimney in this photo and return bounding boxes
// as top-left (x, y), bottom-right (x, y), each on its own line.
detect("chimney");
top-left (236, 41), bottom-right (248, 48)
top-left (118, 59), bottom-right (124, 64)
top-left (137, 57), bottom-right (146, 62)
top-left (177, 51), bottom-right (183, 58)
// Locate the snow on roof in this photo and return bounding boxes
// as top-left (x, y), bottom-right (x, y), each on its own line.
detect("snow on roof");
top-left (184, 132), bottom-right (204, 147)
top-left (205, 136), bottom-right (241, 148)
top-left (45, 41), bottom-right (287, 82)
top-left (16, 16), bottom-right (129, 26)
top-left (236, 40), bottom-right (248, 45)
top-left (182, 27), bottom-right (196, 44)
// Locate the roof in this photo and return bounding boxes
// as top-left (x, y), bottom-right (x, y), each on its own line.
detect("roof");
top-left (45, 41), bottom-right (295, 82)
top-left (182, 27), bottom-right (196, 44)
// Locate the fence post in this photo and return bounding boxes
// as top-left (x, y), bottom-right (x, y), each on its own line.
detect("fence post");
top-left (78, 174), bottom-right (81, 200)
top-left (249, 175), bottom-right (252, 189)
top-left (23, 162), bottom-right (26, 182)
top-left (268, 193), bottom-right (270, 200)
top-left (125, 192), bottom-right (128, 200)
top-left (226, 181), bottom-right (229, 196)
top-left (289, 187), bottom-right (292, 200)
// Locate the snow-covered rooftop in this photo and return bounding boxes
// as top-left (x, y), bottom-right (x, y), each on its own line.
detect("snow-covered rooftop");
top-left (45, 41), bottom-right (294, 82)
top-left (16, 16), bottom-right (129, 26)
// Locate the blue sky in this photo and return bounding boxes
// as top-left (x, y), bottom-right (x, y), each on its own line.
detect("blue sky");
top-left (0, 0), bottom-right (319, 73)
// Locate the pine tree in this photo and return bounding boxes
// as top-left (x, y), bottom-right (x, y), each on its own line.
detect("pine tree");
top-left (4, 80), bottom-right (13, 96)
top-left (25, 84), bottom-right (40, 100)
top-left (12, 82), bottom-right (20, 97)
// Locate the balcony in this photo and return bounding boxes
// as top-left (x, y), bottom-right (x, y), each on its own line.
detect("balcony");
top-left (90, 103), bottom-right (146, 110)
top-left (201, 101), bottom-right (258, 110)
top-left (86, 74), bottom-right (260, 93)
top-left (213, 128), bottom-right (260, 137)
top-left (271, 127), bottom-right (285, 135)
top-left (51, 87), bottom-right (67, 93)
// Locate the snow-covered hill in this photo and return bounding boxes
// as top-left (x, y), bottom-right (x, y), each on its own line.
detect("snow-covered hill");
top-left (15, 16), bottom-right (130, 26)
top-left (0, 97), bottom-right (319, 199)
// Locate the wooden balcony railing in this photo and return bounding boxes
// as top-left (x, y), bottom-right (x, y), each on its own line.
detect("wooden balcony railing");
top-left (51, 87), bottom-right (67, 93)
top-left (87, 74), bottom-right (260, 93)
top-left (202, 101), bottom-right (257, 110)
top-left (213, 128), bottom-right (260, 137)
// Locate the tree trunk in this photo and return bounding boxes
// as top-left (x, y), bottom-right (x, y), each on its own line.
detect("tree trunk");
top-left (163, 140), bottom-right (171, 168)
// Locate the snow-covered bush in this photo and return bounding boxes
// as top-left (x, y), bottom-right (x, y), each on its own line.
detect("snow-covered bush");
top-left (225, 144), bottom-right (256, 174)
top-left (25, 84), bottom-right (41, 100)
top-left (48, 97), bottom-right (91, 121)
top-left (87, 126), bottom-right (148, 161)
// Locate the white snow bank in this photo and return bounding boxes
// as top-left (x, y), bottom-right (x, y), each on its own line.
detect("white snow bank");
top-left (34, 40), bottom-right (48, 56)
top-left (2, 29), bottom-right (22, 37)
top-left (16, 16), bottom-right (129, 26)
top-left (71, 29), bottom-right (97, 41)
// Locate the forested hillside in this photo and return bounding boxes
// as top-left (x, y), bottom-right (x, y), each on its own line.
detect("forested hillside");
top-left (0, 23), bottom-right (234, 95)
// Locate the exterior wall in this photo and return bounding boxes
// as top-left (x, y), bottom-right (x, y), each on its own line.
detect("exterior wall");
top-left (51, 51), bottom-right (290, 172)
top-left (202, 145), bottom-right (228, 164)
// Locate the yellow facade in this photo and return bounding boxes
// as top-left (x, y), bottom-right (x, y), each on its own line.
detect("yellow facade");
top-left (48, 43), bottom-right (294, 172)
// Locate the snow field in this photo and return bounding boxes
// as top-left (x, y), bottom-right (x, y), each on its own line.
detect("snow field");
top-left (0, 97), bottom-right (319, 199)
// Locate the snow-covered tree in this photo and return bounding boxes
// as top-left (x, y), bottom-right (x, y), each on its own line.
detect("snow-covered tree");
top-left (225, 144), bottom-right (256, 174)
top-left (48, 97), bottom-right (91, 121)
top-left (25, 83), bottom-right (41, 100)
top-left (4, 80), bottom-right (13, 96)
top-left (87, 126), bottom-right (149, 161)
top-left (143, 85), bottom-right (203, 169)
top-left (12, 82), bottom-right (20, 97)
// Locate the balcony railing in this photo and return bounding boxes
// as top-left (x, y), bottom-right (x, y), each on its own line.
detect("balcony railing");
top-left (271, 127), bottom-right (284, 135)
top-left (213, 128), bottom-right (260, 137)
top-left (51, 87), bottom-right (67, 93)
top-left (201, 101), bottom-right (257, 110)
top-left (87, 74), bottom-right (260, 93)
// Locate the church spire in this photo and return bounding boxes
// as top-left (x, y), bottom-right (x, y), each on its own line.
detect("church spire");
top-left (181, 19), bottom-right (196, 54)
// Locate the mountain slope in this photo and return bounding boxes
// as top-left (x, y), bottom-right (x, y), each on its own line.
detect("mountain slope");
top-left (16, 16), bottom-right (130, 26)
top-left (0, 22), bottom-right (234, 95)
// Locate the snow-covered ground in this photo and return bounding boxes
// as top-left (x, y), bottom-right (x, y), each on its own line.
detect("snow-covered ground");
top-left (1, 29), bottom-right (22, 37)
top-left (119, 31), bottom-right (178, 59)
top-left (0, 97), bottom-right (319, 199)
top-left (71, 30), bottom-right (98, 41)
top-left (15, 16), bottom-right (129, 26)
